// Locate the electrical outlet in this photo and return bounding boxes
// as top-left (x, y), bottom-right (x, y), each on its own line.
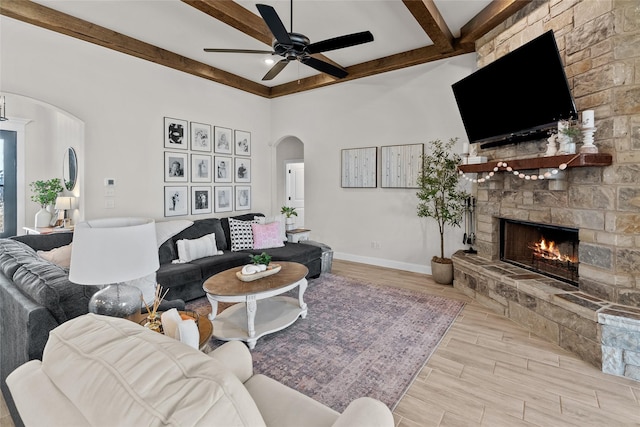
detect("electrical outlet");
top-left (371, 241), bottom-right (381, 249)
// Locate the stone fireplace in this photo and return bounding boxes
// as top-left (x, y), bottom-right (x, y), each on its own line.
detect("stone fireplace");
top-left (451, 0), bottom-right (640, 381)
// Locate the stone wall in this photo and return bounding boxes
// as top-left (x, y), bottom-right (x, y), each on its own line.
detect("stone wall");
top-left (469, 0), bottom-right (640, 308)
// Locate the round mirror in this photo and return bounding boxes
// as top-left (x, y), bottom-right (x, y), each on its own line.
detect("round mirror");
top-left (63, 147), bottom-right (78, 191)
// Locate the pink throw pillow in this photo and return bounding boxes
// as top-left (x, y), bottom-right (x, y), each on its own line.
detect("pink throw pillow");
top-left (252, 222), bottom-right (285, 250)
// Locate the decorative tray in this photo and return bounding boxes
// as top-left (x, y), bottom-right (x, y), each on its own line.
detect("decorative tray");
top-left (236, 264), bottom-right (281, 282)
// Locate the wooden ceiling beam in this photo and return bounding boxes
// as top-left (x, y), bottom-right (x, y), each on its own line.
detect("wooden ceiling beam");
top-left (269, 43), bottom-right (474, 98)
top-left (459, 0), bottom-right (532, 45)
top-left (401, 0), bottom-right (454, 53)
top-left (181, 0), bottom-right (273, 46)
top-left (0, 0), bottom-right (271, 97)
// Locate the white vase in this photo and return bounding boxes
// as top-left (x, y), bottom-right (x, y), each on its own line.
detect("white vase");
top-left (285, 217), bottom-right (295, 231)
top-left (35, 207), bottom-right (52, 227)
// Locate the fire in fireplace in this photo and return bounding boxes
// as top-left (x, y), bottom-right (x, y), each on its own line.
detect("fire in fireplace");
top-left (500, 219), bottom-right (579, 285)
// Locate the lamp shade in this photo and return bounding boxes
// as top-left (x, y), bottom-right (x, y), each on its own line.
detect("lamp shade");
top-left (54, 196), bottom-right (74, 210)
top-left (69, 217), bottom-right (159, 285)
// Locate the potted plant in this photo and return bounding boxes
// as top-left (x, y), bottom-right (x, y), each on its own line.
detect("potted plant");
top-left (249, 252), bottom-right (272, 267)
top-left (416, 138), bottom-right (468, 284)
top-left (280, 206), bottom-right (298, 231)
top-left (29, 178), bottom-right (63, 227)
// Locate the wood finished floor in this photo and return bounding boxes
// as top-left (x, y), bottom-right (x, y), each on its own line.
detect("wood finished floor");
top-left (2, 259), bottom-right (639, 426)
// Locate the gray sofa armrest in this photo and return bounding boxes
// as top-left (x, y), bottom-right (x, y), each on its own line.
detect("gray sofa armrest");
top-left (1, 273), bottom-right (59, 425)
top-left (208, 341), bottom-right (254, 383)
top-left (331, 397), bottom-right (394, 427)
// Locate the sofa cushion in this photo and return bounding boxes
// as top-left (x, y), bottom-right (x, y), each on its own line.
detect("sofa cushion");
top-left (0, 238), bottom-right (37, 278)
top-left (242, 243), bottom-right (322, 267)
top-left (40, 314), bottom-right (267, 426)
top-left (176, 232), bottom-right (221, 263)
top-left (158, 218), bottom-right (227, 264)
top-left (252, 222), bottom-right (285, 250)
top-left (11, 233), bottom-right (74, 252)
top-left (229, 218), bottom-right (259, 252)
top-left (191, 251), bottom-right (252, 281)
top-left (37, 243), bottom-right (72, 268)
top-left (156, 262), bottom-right (203, 289)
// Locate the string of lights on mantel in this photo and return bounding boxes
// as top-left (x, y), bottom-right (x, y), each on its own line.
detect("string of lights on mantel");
top-left (458, 153), bottom-right (582, 183)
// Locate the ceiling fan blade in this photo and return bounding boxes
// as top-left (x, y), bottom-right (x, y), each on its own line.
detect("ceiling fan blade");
top-left (306, 31), bottom-right (374, 54)
top-left (300, 56), bottom-right (348, 79)
top-left (204, 48), bottom-right (273, 54)
top-left (262, 59), bottom-right (290, 81)
top-left (256, 4), bottom-right (293, 46)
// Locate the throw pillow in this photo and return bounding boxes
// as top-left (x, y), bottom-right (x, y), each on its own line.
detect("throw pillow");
top-left (155, 220), bottom-right (194, 247)
top-left (37, 243), bottom-right (73, 269)
top-left (254, 214), bottom-right (287, 242)
top-left (229, 218), bottom-right (259, 252)
top-left (175, 233), bottom-right (221, 263)
top-left (252, 222), bottom-right (285, 250)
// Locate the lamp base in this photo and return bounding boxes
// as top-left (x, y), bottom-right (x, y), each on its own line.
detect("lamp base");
top-left (89, 283), bottom-right (142, 318)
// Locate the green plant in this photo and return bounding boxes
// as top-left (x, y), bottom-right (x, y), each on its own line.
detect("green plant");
top-left (558, 120), bottom-right (582, 141)
top-left (416, 138), bottom-right (468, 262)
top-left (249, 252), bottom-right (272, 266)
top-left (29, 178), bottom-right (63, 208)
top-left (280, 206), bottom-right (298, 218)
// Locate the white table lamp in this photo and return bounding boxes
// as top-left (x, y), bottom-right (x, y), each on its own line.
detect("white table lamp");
top-left (54, 196), bottom-right (74, 227)
top-left (69, 218), bottom-right (159, 318)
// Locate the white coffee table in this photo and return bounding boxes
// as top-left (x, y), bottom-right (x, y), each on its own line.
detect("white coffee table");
top-left (202, 261), bottom-right (308, 349)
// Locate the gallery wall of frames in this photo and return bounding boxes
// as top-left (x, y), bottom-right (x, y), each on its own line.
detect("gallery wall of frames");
top-left (163, 117), bottom-right (252, 217)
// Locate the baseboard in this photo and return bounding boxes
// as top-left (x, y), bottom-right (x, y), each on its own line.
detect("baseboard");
top-left (333, 252), bottom-right (431, 275)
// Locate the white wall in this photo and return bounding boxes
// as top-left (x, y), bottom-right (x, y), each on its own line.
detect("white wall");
top-left (270, 56), bottom-right (476, 273)
top-left (1, 17), bottom-right (271, 223)
top-left (2, 16), bottom-right (476, 274)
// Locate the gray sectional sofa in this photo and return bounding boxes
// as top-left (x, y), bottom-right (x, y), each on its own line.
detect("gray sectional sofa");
top-left (0, 212), bottom-right (323, 425)
top-left (157, 213), bottom-right (322, 301)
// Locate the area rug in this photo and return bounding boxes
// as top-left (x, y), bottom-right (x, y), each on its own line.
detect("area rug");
top-left (187, 273), bottom-right (464, 412)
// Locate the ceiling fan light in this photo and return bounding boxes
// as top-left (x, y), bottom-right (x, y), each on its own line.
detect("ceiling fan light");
top-left (264, 58), bottom-right (275, 65)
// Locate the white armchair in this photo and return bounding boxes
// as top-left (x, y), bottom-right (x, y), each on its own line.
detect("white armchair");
top-left (7, 314), bottom-right (394, 427)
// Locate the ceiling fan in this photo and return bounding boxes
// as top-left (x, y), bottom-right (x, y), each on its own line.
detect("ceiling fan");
top-left (204, 2), bottom-right (374, 81)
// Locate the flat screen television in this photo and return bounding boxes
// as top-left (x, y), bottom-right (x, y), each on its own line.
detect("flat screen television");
top-left (452, 30), bottom-right (577, 149)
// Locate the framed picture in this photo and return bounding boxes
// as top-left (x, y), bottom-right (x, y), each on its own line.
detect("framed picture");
top-left (234, 158), bottom-right (251, 183)
top-left (191, 154), bottom-right (212, 182)
top-left (214, 186), bottom-right (233, 213)
top-left (381, 143), bottom-right (424, 188)
top-left (234, 130), bottom-right (251, 156)
top-left (214, 156), bottom-right (232, 183)
top-left (341, 147), bottom-right (377, 188)
top-left (165, 151), bottom-right (188, 182)
top-left (191, 186), bottom-right (212, 215)
top-left (235, 186), bottom-right (251, 211)
top-left (214, 126), bottom-right (232, 154)
top-left (164, 186), bottom-right (188, 217)
top-left (190, 122), bottom-right (212, 152)
top-left (164, 117), bottom-right (188, 149)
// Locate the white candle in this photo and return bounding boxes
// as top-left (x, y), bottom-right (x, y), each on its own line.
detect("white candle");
top-left (582, 110), bottom-right (594, 128)
top-left (462, 141), bottom-right (470, 155)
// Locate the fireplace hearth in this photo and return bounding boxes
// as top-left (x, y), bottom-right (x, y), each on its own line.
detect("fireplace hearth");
top-left (500, 219), bottom-right (579, 286)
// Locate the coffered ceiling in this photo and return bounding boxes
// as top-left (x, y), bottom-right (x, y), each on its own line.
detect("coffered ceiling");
top-left (1, 0), bottom-right (531, 98)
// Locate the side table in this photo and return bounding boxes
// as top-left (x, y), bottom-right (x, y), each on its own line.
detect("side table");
top-left (130, 311), bottom-right (213, 351)
top-left (286, 228), bottom-right (311, 243)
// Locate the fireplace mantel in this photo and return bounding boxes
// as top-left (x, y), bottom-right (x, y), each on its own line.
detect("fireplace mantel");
top-left (458, 153), bottom-right (612, 174)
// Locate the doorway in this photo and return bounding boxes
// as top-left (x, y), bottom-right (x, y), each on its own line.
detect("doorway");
top-left (0, 130), bottom-right (17, 237)
top-left (285, 161), bottom-right (304, 228)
